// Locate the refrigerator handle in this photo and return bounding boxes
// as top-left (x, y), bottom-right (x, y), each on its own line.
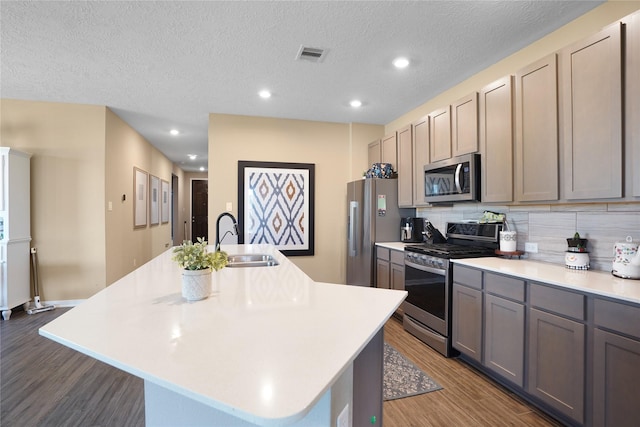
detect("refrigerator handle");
top-left (349, 201), bottom-right (358, 256)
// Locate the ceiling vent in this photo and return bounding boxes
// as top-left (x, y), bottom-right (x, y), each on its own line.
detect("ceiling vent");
top-left (296, 46), bottom-right (327, 63)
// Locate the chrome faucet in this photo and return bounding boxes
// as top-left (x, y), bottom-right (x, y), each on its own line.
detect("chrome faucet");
top-left (215, 212), bottom-right (239, 250)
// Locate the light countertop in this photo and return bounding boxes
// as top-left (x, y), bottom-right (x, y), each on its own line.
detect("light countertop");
top-left (40, 244), bottom-right (406, 426)
top-left (375, 242), bottom-right (413, 251)
top-left (453, 257), bottom-right (640, 305)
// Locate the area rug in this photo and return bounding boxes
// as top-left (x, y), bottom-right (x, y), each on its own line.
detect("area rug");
top-left (383, 342), bottom-right (443, 400)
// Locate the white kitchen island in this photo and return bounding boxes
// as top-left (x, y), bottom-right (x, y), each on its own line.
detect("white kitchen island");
top-left (39, 244), bottom-right (406, 426)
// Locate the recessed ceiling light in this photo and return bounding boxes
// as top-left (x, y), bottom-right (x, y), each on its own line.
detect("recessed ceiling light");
top-left (188, 154), bottom-right (197, 160)
top-left (258, 90), bottom-right (271, 99)
top-left (170, 129), bottom-right (179, 136)
top-left (199, 166), bottom-right (205, 172)
top-left (350, 100), bottom-right (362, 108)
top-left (393, 57), bottom-right (410, 69)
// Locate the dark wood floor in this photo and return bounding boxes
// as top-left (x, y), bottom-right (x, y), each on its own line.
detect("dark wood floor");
top-left (1, 308), bottom-right (144, 427)
top-left (1, 308), bottom-right (562, 426)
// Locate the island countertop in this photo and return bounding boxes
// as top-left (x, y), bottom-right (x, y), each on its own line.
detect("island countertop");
top-left (39, 244), bottom-right (406, 426)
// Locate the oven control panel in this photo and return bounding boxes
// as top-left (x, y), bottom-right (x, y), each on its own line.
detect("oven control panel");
top-left (405, 252), bottom-right (448, 270)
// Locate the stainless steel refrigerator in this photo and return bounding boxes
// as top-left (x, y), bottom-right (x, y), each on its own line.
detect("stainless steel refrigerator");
top-left (347, 178), bottom-right (414, 286)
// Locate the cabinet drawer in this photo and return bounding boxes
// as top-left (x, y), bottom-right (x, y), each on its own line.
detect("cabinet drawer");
top-left (453, 265), bottom-right (482, 290)
top-left (594, 298), bottom-right (640, 339)
top-left (485, 273), bottom-right (525, 302)
top-left (530, 283), bottom-right (585, 321)
top-left (390, 249), bottom-right (404, 265)
top-left (376, 247), bottom-right (390, 261)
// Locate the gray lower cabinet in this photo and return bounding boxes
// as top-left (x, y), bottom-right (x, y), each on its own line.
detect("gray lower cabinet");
top-left (528, 283), bottom-right (586, 425)
top-left (593, 298), bottom-right (640, 427)
top-left (452, 283), bottom-right (482, 362)
top-left (452, 266), bottom-right (483, 362)
top-left (390, 250), bottom-right (404, 292)
top-left (452, 265), bottom-right (597, 426)
top-left (375, 247), bottom-right (390, 289)
top-left (483, 273), bottom-right (525, 387)
top-left (528, 308), bottom-right (585, 424)
top-left (376, 247), bottom-right (404, 295)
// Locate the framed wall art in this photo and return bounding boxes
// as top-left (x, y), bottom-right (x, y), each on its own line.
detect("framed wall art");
top-left (133, 167), bottom-right (148, 228)
top-left (238, 161), bottom-right (315, 256)
top-left (150, 175), bottom-right (160, 226)
top-left (161, 179), bottom-right (170, 224)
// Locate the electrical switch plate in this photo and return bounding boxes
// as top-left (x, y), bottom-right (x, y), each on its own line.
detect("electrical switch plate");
top-left (337, 403), bottom-right (350, 427)
top-left (108, 201), bottom-right (113, 211)
top-left (226, 202), bottom-right (233, 212)
top-left (525, 242), bottom-right (538, 253)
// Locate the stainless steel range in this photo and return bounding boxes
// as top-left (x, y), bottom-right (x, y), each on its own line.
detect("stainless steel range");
top-left (403, 221), bottom-right (503, 357)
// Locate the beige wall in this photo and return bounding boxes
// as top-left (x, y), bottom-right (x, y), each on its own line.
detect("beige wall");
top-left (105, 109), bottom-right (174, 285)
top-left (0, 99), bottom-right (107, 300)
top-left (208, 114), bottom-right (381, 284)
top-left (385, 1), bottom-right (640, 133)
top-left (0, 100), bottom-right (180, 300)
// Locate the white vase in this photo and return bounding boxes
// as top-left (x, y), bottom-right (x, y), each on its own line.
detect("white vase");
top-left (181, 268), bottom-right (212, 301)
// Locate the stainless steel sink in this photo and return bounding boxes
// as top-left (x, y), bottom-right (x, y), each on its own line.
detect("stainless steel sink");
top-left (226, 254), bottom-right (279, 268)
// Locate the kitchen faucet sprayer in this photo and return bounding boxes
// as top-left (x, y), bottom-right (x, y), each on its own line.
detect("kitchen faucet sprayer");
top-left (215, 212), bottom-right (239, 250)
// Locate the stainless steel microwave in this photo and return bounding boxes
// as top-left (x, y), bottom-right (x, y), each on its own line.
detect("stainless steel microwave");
top-left (424, 153), bottom-right (480, 203)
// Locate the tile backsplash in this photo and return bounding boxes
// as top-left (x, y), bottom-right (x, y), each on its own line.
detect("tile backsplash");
top-left (416, 202), bottom-right (640, 272)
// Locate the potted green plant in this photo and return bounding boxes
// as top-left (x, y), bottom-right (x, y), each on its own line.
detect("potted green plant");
top-left (566, 232), bottom-right (588, 252)
top-left (172, 237), bottom-right (228, 300)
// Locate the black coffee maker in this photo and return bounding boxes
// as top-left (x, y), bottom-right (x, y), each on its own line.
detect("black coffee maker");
top-left (400, 217), bottom-right (425, 243)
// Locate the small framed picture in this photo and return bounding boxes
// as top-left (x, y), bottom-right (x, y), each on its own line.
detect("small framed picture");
top-left (150, 175), bottom-right (160, 226)
top-left (161, 179), bottom-right (170, 223)
top-left (133, 167), bottom-right (148, 228)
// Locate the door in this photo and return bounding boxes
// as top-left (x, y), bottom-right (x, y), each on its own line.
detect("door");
top-left (171, 174), bottom-right (179, 244)
top-left (191, 179), bottom-right (208, 241)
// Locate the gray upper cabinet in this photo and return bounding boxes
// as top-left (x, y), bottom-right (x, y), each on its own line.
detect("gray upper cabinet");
top-left (429, 106), bottom-right (452, 162)
top-left (368, 139), bottom-right (381, 166)
top-left (515, 54), bottom-right (559, 202)
top-left (412, 116), bottom-right (429, 206)
top-left (480, 76), bottom-right (514, 203)
top-left (451, 92), bottom-right (479, 157)
top-left (381, 133), bottom-right (397, 168)
top-left (397, 125), bottom-right (413, 207)
top-left (560, 23), bottom-right (623, 200)
top-left (626, 12), bottom-right (640, 197)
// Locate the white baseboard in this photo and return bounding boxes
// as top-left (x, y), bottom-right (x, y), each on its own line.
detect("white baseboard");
top-left (43, 299), bottom-right (85, 307)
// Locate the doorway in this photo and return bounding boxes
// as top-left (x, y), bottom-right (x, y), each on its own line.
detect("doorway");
top-left (171, 174), bottom-right (179, 244)
top-left (191, 179), bottom-right (208, 241)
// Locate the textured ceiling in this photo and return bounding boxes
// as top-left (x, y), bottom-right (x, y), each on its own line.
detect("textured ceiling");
top-left (1, 1), bottom-right (603, 172)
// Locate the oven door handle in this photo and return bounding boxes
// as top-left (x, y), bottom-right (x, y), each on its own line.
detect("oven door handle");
top-left (405, 260), bottom-right (446, 276)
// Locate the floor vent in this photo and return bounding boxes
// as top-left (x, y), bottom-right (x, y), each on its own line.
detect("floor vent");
top-left (296, 46), bottom-right (327, 62)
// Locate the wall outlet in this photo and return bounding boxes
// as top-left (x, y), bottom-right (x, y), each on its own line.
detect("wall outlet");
top-left (525, 242), bottom-right (538, 253)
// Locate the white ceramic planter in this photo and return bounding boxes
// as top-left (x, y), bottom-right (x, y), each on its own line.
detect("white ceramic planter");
top-left (181, 268), bottom-right (212, 301)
